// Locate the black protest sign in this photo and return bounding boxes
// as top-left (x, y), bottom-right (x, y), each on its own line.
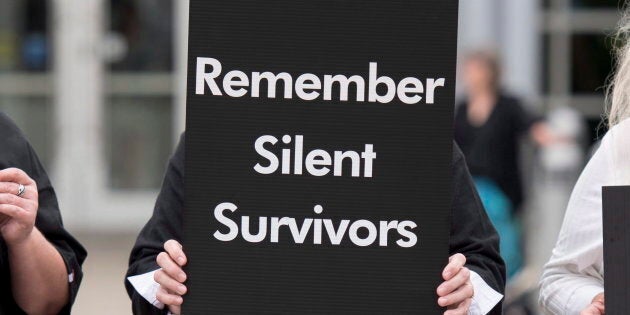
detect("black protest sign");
top-left (184, 0), bottom-right (458, 313)
top-left (603, 186), bottom-right (630, 313)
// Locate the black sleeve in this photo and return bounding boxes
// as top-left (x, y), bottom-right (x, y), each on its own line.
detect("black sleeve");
top-left (450, 143), bottom-right (506, 314)
top-left (507, 96), bottom-right (541, 135)
top-left (126, 134), bottom-right (185, 315)
top-left (0, 113), bottom-right (87, 315)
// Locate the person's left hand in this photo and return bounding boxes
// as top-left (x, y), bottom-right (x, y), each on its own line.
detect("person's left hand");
top-left (0, 168), bottom-right (39, 246)
top-left (437, 253), bottom-right (474, 315)
top-left (580, 293), bottom-right (605, 315)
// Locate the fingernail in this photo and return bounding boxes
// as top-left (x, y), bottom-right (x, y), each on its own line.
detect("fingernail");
top-left (444, 271), bottom-right (452, 278)
top-left (177, 296), bottom-right (183, 304)
top-left (179, 284), bottom-right (187, 294)
top-left (179, 272), bottom-right (187, 282)
top-left (438, 297), bottom-right (447, 305)
top-left (178, 256), bottom-right (186, 265)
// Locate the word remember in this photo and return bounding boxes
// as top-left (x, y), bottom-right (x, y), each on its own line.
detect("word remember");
top-left (213, 203), bottom-right (418, 248)
top-left (196, 57), bottom-right (445, 104)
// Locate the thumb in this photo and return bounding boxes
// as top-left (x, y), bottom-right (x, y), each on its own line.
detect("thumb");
top-left (168, 305), bottom-right (182, 315)
top-left (580, 304), bottom-right (603, 315)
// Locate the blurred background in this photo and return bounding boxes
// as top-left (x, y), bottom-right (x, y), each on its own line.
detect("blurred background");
top-left (0, 0), bottom-right (624, 314)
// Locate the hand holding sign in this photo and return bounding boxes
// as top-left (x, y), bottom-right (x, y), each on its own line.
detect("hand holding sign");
top-left (155, 240), bottom-right (188, 315)
top-left (0, 168), bottom-right (39, 246)
top-left (437, 253), bottom-right (474, 314)
top-left (580, 293), bottom-right (605, 315)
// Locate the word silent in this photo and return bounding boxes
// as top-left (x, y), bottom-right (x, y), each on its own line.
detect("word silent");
top-left (196, 57), bottom-right (445, 104)
top-left (213, 203), bottom-right (418, 248)
top-left (254, 135), bottom-right (376, 177)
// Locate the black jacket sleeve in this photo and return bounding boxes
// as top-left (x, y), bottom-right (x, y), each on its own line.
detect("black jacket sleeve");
top-left (0, 113), bottom-right (87, 314)
top-left (450, 143), bottom-right (506, 314)
top-left (504, 95), bottom-right (541, 135)
top-left (126, 135), bottom-right (185, 315)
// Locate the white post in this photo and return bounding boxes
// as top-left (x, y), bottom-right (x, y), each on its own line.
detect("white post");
top-left (52, 0), bottom-right (105, 230)
top-left (174, 0), bottom-right (189, 142)
top-left (500, 0), bottom-right (541, 104)
top-left (458, 0), bottom-right (499, 51)
top-left (457, 0), bottom-right (500, 96)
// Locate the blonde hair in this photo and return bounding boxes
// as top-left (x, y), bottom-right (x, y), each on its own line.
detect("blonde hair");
top-left (607, 5), bottom-right (630, 128)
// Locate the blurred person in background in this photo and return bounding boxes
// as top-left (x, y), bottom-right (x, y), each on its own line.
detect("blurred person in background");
top-left (539, 7), bottom-right (630, 315)
top-left (0, 112), bottom-right (86, 314)
top-left (455, 50), bottom-right (558, 281)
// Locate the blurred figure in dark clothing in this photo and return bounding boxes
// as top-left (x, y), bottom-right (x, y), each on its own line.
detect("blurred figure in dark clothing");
top-left (455, 50), bottom-right (556, 279)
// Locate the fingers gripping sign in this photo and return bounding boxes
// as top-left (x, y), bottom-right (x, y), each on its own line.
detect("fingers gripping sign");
top-left (0, 168), bottom-right (39, 245)
top-left (155, 240), bottom-right (189, 315)
top-left (437, 253), bottom-right (475, 315)
top-left (580, 293), bottom-right (605, 315)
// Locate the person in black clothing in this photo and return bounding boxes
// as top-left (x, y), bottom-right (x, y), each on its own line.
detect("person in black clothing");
top-left (0, 113), bottom-right (86, 314)
top-left (454, 50), bottom-right (556, 279)
top-left (455, 93), bottom-right (538, 210)
top-left (126, 135), bottom-right (506, 315)
top-left (455, 50), bottom-right (555, 210)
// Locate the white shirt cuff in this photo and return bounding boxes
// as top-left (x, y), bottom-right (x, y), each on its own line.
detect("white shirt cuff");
top-left (127, 269), bottom-right (164, 309)
top-left (468, 270), bottom-right (504, 315)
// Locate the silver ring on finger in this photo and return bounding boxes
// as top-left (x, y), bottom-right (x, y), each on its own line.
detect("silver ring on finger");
top-left (16, 184), bottom-right (26, 197)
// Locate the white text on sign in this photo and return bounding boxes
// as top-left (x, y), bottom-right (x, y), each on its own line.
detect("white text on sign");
top-left (254, 135), bottom-right (376, 177)
top-left (196, 57), bottom-right (446, 105)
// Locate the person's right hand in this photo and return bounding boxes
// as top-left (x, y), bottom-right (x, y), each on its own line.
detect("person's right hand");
top-left (580, 293), bottom-right (605, 315)
top-left (155, 240), bottom-right (188, 315)
top-left (0, 168), bottom-right (40, 246)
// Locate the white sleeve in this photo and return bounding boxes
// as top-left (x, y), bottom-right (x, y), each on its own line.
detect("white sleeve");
top-left (538, 120), bottom-right (630, 314)
top-left (467, 270), bottom-right (503, 315)
top-left (127, 269), bottom-right (164, 309)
